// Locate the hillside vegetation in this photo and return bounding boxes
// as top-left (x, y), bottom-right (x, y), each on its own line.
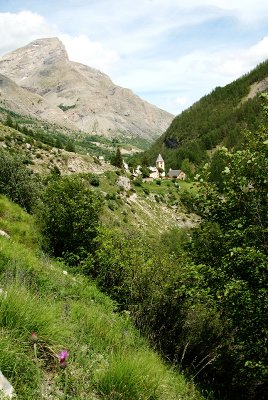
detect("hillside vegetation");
top-left (0, 89), bottom-right (267, 400)
top-left (147, 60), bottom-right (268, 170)
top-left (0, 195), bottom-right (204, 400)
top-left (0, 107), bottom-right (148, 163)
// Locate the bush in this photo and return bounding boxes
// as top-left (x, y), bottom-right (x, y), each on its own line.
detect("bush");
top-left (0, 150), bottom-right (39, 212)
top-left (36, 175), bottom-right (103, 265)
top-left (65, 140), bottom-right (76, 152)
top-left (90, 174), bottom-right (100, 186)
top-left (107, 201), bottom-right (116, 211)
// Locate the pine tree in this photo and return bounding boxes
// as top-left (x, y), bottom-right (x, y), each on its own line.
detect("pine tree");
top-left (111, 147), bottom-right (123, 168)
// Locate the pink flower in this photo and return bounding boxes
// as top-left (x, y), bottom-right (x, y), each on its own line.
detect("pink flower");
top-left (58, 350), bottom-right (68, 368)
top-left (31, 332), bottom-right (38, 342)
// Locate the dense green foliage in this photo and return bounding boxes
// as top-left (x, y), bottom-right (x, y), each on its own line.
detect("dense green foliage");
top-left (1, 109), bottom-right (76, 152)
top-left (185, 127), bottom-right (268, 397)
top-left (147, 60), bottom-right (268, 170)
top-left (110, 147), bottom-right (124, 168)
top-left (58, 103), bottom-right (76, 111)
top-left (81, 122), bottom-right (268, 399)
top-left (0, 149), bottom-right (39, 212)
top-left (0, 107), bottom-right (150, 161)
top-left (36, 175), bottom-right (103, 265)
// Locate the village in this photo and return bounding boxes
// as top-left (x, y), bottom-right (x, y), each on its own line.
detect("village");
top-left (124, 154), bottom-right (186, 182)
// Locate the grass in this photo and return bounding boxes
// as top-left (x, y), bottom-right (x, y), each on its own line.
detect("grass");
top-left (0, 195), bottom-right (40, 249)
top-left (96, 350), bottom-right (201, 400)
top-left (0, 196), bottom-right (205, 399)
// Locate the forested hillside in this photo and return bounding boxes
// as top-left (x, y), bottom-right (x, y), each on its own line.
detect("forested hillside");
top-left (147, 60), bottom-right (268, 171)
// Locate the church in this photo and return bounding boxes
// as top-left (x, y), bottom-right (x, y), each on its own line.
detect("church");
top-left (149, 154), bottom-right (186, 180)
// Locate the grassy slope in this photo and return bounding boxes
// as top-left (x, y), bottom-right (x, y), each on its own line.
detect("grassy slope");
top-left (0, 195), bottom-right (204, 400)
top-left (0, 122), bottom-right (113, 175)
top-left (94, 172), bottom-right (200, 237)
top-left (0, 107), bottom-right (149, 159)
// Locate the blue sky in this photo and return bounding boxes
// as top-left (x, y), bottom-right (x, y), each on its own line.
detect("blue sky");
top-left (1, 0), bottom-right (268, 114)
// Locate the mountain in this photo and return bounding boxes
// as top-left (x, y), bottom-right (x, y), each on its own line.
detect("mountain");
top-left (0, 37), bottom-right (173, 142)
top-left (147, 59), bottom-right (268, 169)
top-left (0, 73), bottom-right (77, 131)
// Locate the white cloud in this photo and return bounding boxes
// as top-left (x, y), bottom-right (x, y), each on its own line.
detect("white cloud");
top-left (1, 5), bottom-right (268, 114)
top-left (59, 34), bottom-right (119, 74)
top-left (175, 96), bottom-right (190, 106)
top-left (0, 11), bottom-right (58, 55)
top-left (113, 35), bottom-right (268, 114)
top-left (204, 36), bottom-right (268, 78)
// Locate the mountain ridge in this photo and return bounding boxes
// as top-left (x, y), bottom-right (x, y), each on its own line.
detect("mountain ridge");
top-left (0, 37), bottom-right (174, 142)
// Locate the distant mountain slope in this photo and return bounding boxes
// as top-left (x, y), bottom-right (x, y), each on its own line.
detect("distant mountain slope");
top-left (0, 37), bottom-right (173, 142)
top-left (0, 73), bottom-right (76, 131)
top-left (147, 60), bottom-right (268, 169)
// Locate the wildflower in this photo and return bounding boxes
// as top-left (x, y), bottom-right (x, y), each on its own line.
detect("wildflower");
top-left (31, 332), bottom-right (38, 341)
top-left (58, 350), bottom-right (68, 368)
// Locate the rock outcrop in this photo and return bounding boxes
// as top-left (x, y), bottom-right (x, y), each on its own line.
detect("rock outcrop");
top-left (0, 370), bottom-right (15, 398)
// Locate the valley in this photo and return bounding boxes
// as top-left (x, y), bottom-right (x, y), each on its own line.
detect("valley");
top-left (0, 38), bottom-right (267, 400)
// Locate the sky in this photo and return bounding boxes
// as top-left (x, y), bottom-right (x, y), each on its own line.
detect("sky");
top-left (1, 1), bottom-right (268, 115)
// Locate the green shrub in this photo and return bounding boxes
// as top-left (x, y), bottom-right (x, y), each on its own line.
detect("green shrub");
top-left (107, 201), bottom-right (116, 211)
top-left (36, 175), bottom-right (103, 265)
top-left (58, 103), bottom-right (76, 111)
top-left (96, 352), bottom-right (162, 399)
top-left (0, 150), bottom-right (39, 212)
top-left (90, 174), bottom-right (100, 186)
top-left (106, 193), bottom-right (116, 200)
top-left (110, 148), bottom-right (123, 168)
top-left (65, 140), bottom-right (76, 152)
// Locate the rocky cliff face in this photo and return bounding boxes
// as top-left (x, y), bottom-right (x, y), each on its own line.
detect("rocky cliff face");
top-left (0, 38), bottom-right (173, 141)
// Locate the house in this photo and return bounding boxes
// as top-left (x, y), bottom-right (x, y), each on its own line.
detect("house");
top-left (133, 154), bottom-right (166, 180)
top-left (167, 169), bottom-right (186, 180)
top-left (132, 165), bottom-right (142, 178)
top-left (148, 166), bottom-right (159, 179)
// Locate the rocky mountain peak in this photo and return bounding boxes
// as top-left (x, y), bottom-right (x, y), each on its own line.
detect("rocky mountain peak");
top-left (0, 37), bottom-right (174, 142)
top-left (0, 37), bottom-right (69, 86)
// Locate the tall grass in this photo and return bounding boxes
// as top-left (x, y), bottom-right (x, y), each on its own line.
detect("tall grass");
top-left (0, 333), bottom-right (40, 398)
top-left (0, 284), bottom-right (69, 345)
top-left (0, 196), bottom-right (205, 400)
